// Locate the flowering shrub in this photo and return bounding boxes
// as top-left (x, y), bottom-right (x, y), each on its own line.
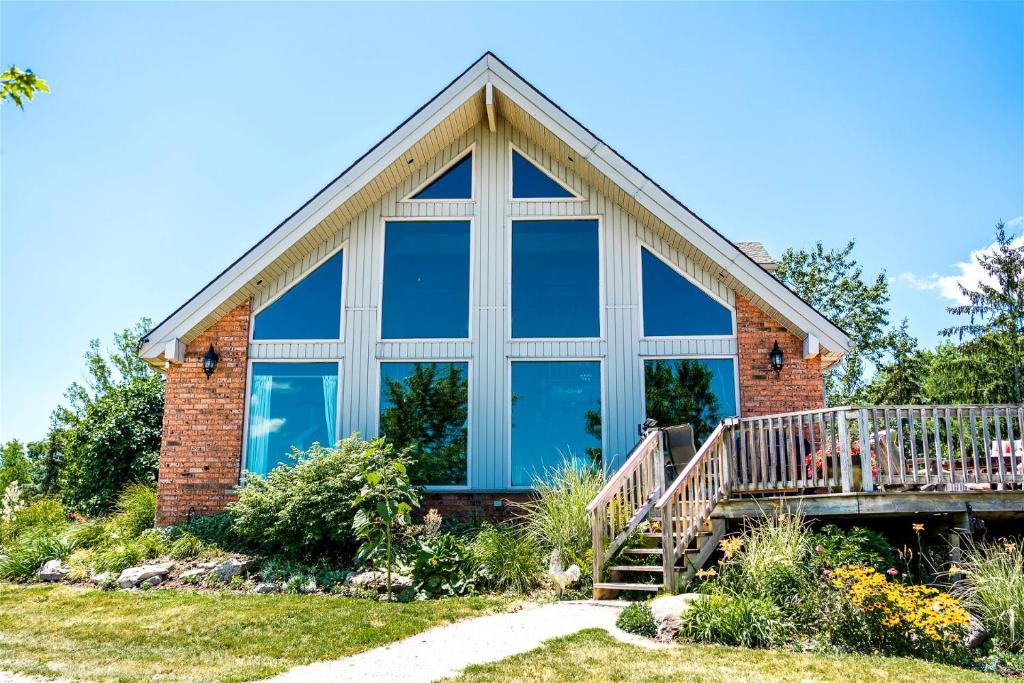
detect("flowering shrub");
top-left (822, 565), bottom-right (972, 663)
top-left (806, 441), bottom-right (877, 479)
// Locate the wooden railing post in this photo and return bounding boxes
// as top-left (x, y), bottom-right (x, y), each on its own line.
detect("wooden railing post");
top-left (591, 507), bottom-right (603, 589)
top-left (661, 494), bottom-right (674, 591)
top-left (857, 408), bottom-right (874, 492)
top-left (837, 411), bottom-right (854, 493)
top-left (654, 429), bottom-right (666, 497)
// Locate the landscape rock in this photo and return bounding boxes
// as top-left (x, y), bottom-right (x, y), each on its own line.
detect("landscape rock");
top-left (141, 575), bottom-right (163, 589)
top-left (344, 570), bottom-right (412, 592)
top-left (253, 582), bottom-right (279, 594)
top-left (966, 614), bottom-right (989, 649)
top-left (649, 592), bottom-right (702, 642)
top-left (212, 558), bottom-right (257, 583)
top-left (90, 572), bottom-right (113, 586)
top-left (117, 562), bottom-right (174, 589)
top-left (179, 568), bottom-right (207, 583)
top-left (37, 559), bottom-right (69, 582)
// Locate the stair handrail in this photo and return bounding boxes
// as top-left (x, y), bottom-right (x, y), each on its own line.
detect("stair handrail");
top-left (654, 420), bottom-right (733, 590)
top-left (587, 429), bottom-right (665, 586)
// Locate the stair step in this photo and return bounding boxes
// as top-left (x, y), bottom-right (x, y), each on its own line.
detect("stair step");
top-left (593, 582), bottom-right (661, 592)
top-left (608, 565), bottom-right (663, 573)
top-left (624, 548), bottom-right (663, 556)
top-left (640, 532), bottom-right (663, 539)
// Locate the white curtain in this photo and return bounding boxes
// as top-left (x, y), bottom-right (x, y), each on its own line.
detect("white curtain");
top-left (247, 374), bottom-right (274, 475)
top-left (322, 373), bottom-right (338, 448)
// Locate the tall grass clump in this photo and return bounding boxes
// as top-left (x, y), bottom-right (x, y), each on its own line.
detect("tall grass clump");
top-left (954, 538), bottom-right (1024, 653)
top-left (0, 532), bottom-right (73, 580)
top-left (730, 512), bottom-right (814, 609)
top-left (471, 522), bottom-right (544, 593)
top-left (0, 497), bottom-right (67, 547)
top-left (517, 458), bottom-right (604, 578)
top-left (106, 484), bottom-right (156, 539)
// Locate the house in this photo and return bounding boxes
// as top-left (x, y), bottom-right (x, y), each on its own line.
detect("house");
top-left (139, 53), bottom-right (852, 526)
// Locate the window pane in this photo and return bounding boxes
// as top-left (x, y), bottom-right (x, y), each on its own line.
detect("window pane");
top-left (253, 251), bottom-right (343, 340)
top-left (512, 150), bottom-right (574, 199)
top-left (411, 153), bottom-right (472, 200)
top-left (382, 221), bottom-right (470, 339)
top-left (380, 362), bottom-right (468, 486)
top-left (511, 361), bottom-right (601, 487)
top-left (641, 247), bottom-right (733, 336)
top-left (246, 362), bottom-right (339, 476)
top-left (643, 358), bottom-right (736, 444)
top-left (512, 220), bottom-right (599, 338)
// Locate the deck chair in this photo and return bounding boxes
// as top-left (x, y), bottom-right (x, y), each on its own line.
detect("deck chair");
top-left (662, 424), bottom-right (697, 484)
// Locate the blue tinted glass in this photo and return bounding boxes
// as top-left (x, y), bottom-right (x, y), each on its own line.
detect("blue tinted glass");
top-left (512, 150), bottom-right (574, 199)
top-left (382, 221), bottom-right (470, 339)
top-left (380, 362), bottom-right (468, 486)
top-left (246, 362), bottom-right (339, 476)
top-left (412, 153), bottom-right (472, 199)
top-left (643, 358), bottom-right (736, 444)
top-left (512, 220), bottom-right (599, 338)
top-left (511, 361), bottom-right (601, 487)
top-left (641, 248), bottom-right (733, 336)
top-left (253, 251), bottom-right (343, 340)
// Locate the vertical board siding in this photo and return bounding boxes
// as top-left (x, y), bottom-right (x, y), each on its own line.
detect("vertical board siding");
top-left (246, 117), bottom-right (737, 486)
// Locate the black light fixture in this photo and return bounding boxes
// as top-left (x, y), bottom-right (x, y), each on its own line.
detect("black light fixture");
top-left (202, 344), bottom-right (219, 378)
top-left (769, 340), bottom-right (785, 375)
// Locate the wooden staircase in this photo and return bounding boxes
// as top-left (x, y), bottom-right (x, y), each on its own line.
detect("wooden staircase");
top-left (588, 422), bottom-right (732, 598)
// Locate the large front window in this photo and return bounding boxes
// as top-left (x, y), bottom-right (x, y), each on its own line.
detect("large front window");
top-left (643, 358), bottom-right (736, 444)
top-left (511, 219), bottom-right (599, 338)
top-left (510, 360), bottom-right (601, 486)
top-left (382, 220), bottom-right (471, 339)
top-left (379, 362), bottom-right (469, 486)
top-left (246, 362), bottom-right (339, 476)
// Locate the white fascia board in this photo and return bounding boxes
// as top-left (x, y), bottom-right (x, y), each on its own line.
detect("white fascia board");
top-left (139, 64), bottom-right (493, 359)
top-left (485, 62), bottom-right (850, 354)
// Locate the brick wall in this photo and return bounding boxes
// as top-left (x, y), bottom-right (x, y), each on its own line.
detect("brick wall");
top-left (420, 492), bottom-right (535, 523)
top-left (155, 301), bottom-right (250, 526)
top-left (736, 295), bottom-right (825, 417)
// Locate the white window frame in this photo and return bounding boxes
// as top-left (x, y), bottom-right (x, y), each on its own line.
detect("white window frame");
top-left (636, 240), bottom-right (736, 341)
top-left (239, 358), bottom-right (344, 479)
top-left (374, 357), bottom-right (474, 491)
top-left (507, 215), bottom-right (605, 342)
top-left (377, 217), bottom-right (475, 343)
top-left (506, 357), bottom-right (606, 490)
top-left (250, 241), bottom-right (348, 344)
top-left (399, 144), bottom-right (476, 203)
top-left (507, 142), bottom-right (584, 202)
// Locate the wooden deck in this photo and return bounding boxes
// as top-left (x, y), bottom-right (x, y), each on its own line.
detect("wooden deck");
top-left (714, 490), bottom-right (1024, 519)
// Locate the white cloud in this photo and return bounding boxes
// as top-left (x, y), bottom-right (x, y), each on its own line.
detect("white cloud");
top-left (897, 223), bottom-right (1024, 304)
top-left (249, 417), bottom-right (286, 437)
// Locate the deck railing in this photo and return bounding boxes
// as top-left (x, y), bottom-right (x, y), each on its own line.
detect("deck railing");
top-left (731, 405), bottom-right (1024, 493)
top-left (586, 429), bottom-right (665, 584)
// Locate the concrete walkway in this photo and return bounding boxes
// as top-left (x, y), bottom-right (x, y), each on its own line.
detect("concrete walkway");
top-left (265, 600), bottom-right (653, 683)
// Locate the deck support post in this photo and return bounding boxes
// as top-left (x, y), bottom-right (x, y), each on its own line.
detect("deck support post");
top-left (949, 511), bottom-right (970, 581)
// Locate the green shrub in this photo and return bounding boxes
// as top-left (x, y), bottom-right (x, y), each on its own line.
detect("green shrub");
top-left (471, 523), bottom-right (543, 593)
top-left (811, 524), bottom-right (895, 572)
top-left (0, 532), bottom-right (73, 580)
top-left (167, 531), bottom-right (206, 560)
top-left (517, 458), bottom-right (603, 586)
top-left (106, 484), bottom-right (156, 539)
top-left (66, 519), bottom-right (110, 550)
top-left (1, 497), bottom-right (66, 546)
top-left (230, 437), bottom-right (377, 560)
top-left (616, 602), bottom-right (657, 637)
top-left (954, 538), bottom-right (1024, 653)
top-left (176, 513), bottom-right (246, 552)
top-left (411, 532), bottom-right (478, 598)
top-left (679, 593), bottom-right (794, 649)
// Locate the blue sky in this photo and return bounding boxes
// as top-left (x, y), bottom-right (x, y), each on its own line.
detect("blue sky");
top-left (2, 2), bottom-right (1021, 443)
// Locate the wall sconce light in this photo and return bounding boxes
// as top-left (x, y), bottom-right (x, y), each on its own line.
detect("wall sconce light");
top-left (769, 340), bottom-right (785, 375)
top-left (202, 344), bottom-right (219, 378)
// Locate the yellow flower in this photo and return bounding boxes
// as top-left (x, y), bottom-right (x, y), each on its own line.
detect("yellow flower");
top-left (912, 523), bottom-right (925, 533)
top-left (1004, 542), bottom-right (1017, 553)
top-left (719, 536), bottom-right (743, 560)
top-left (696, 568), bottom-right (717, 579)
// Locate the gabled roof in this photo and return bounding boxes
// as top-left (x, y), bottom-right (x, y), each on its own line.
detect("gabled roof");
top-left (140, 52), bottom-right (849, 364)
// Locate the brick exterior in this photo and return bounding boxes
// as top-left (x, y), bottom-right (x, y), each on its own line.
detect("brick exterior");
top-left (736, 295), bottom-right (825, 417)
top-left (155, 301), bottom-right (251, 526)
top-left (419, 492), bottom-right (535, 523)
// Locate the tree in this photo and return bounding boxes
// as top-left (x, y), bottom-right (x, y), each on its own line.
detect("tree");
top-left (776, 240), bottom-right (892, 405)
top-left (861, 321), bottom-right (930, 405)
top-left (643, 360), bottom-right (720, 444)
top-left (940, 222), bottom-right (1024, 403)
top-left (0, 440), bottom-right (32, 495)
top-left (53, 319), bottom-right (165, 514)
top-left (379, 364), bottom-right (468, 486)
top-left (1, 66), bottom-right (49, 109)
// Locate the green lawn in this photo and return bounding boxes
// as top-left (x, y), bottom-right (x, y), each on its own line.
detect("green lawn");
top-left (452, 629), bottom-right (1002, 683)
top-left (0, 584), bottom-right (505, 682)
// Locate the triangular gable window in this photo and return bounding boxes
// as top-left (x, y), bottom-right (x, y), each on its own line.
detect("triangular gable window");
top-left (641, 247), bottom-right (733, 336)
top-left (512, 148), bottom-right (578, 199)
top-left (253, 250), bottom-right (343, 340)
top-left (408, 152), bottom-right (473, 200)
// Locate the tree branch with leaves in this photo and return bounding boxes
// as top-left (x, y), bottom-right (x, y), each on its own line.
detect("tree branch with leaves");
top-left (1, 66), bottom-right (49, 109)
